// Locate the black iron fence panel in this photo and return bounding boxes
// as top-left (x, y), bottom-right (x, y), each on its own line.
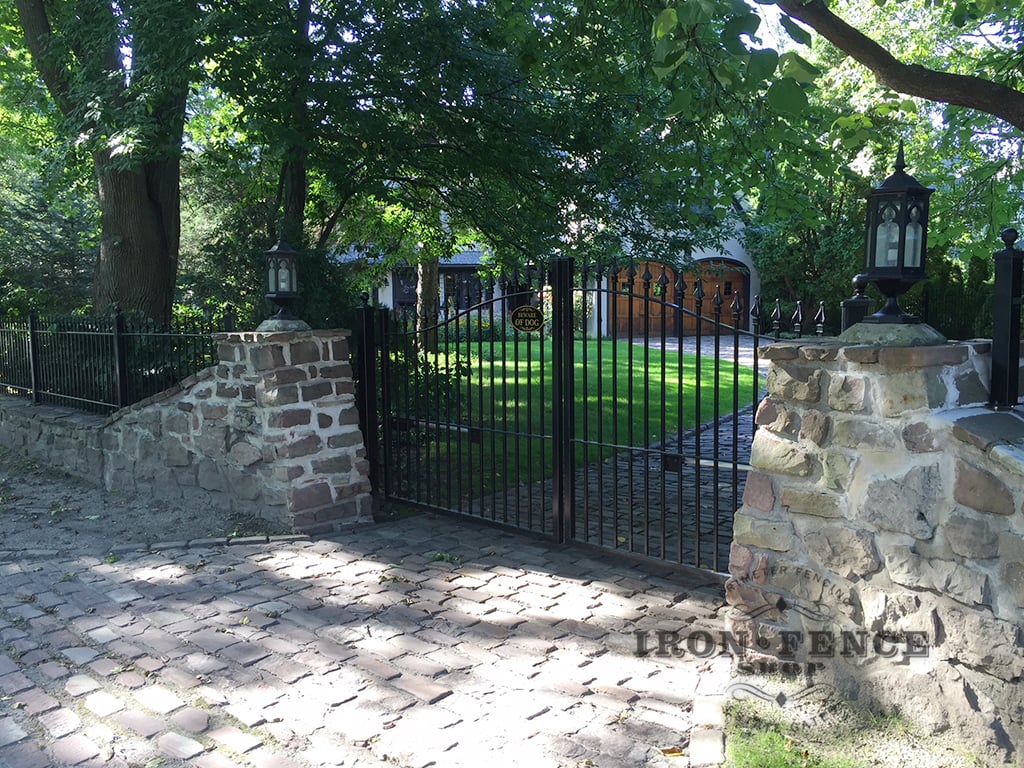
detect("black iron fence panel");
top-left (371, 267), bottom-right (559, 535)
top-left (355, 258), bottom-right (820, 573)
top-left (990, 229), bottom-right (1023, 409)
top-left (565, 261), bottom-right (760, 571)
top-left (0, 317), bottom-right (32, 397)
top-left (0, 309), bottom-right (235, 414)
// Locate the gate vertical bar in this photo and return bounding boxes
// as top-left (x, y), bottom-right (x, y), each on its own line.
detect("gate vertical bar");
top-left (730, 291), bottom-right (743, 567)
top-left (551, 257), bottom-right (575, 544)
top-left (750, 295), bottom-right (763, 434)
top-left (378, 308), bottom-right (394, 498)
top-left (711, 286), bottom-right (723, 572)
top-left (641, 264), bottom-right (652, 556)
top-left (692, 278), bottom-right (705, 568)
top-left (991, 228), bottom-right (1022, 410)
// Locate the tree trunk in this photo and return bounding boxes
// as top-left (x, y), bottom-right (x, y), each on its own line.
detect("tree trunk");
top-left (16, 0), bottom-right (190, 324)
top-left (416, 256), bottom-right (440, 354)
top-left (91, 151), bottom-right (180, 324)
top-left (279, 153), bottom-right (307, 246)
top-left (276, 0), bottom-right (311, 248)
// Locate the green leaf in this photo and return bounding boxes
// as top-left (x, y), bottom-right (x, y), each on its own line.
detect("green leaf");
top-left (715, 62), bottom-right (736, 87)
top-left (779, 15), bottom-right (812, 46)
top-left (746, 48), bottom-right (779, 81)
top-left (653, 8), bottom-right (677, 39)
top-left (722, 12), bottom-right (761, 47)
top-left (778, 52), bottom-right (820, 83)
top-left (654, 36), bottom-right (681, 63)
top-left (665, 89), bottom-right (693, 117)
top-left (720, 12), bottom-right (761, 54)
top-left (677, 1), bottom-right (712, 25)
top-left (766, 78), bottom-right (808, 115)
top-left (653, 38), bottom-right (689, 77)
top-left (899, 99), bottom-right (918, 113)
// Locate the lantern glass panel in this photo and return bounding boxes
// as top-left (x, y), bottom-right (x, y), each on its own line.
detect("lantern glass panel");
top-left (278, 261), bottom-right (292, 292)
top-left (267, 259), bottom-right (278, 293)
top-left (905, 205), bottom-right (923, 268)
top-left (874, 202), bottom-right (900, 267)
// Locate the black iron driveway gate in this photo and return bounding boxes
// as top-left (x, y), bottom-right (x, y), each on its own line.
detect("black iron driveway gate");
top-left (355, 258), bottom-right (767, 573)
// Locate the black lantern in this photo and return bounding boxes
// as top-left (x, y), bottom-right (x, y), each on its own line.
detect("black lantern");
top-left (862, 143), bottom-right (934, 323)
top-left (265, 240), bottom-right (299, 321)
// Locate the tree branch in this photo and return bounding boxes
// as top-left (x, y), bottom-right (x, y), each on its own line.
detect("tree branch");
top-left (773, 0), bottom-right (1024, 132)
top-left (14, 0), bottom-right (75, 115)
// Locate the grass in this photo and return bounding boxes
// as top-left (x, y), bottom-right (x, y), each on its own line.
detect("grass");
top-left (724, 695), bottom-right (981, 768)
top-left (725, 697), bottom-right (872, 768)
top-left (726, 726), bottom-right (863, 768)
top-left (384, 337), bottom-right (758, 504)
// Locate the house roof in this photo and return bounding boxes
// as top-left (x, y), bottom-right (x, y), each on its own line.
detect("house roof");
top-left (440, 249), bottom-right (486, 267)
top-left (332, 246), bottom-right (487, 268)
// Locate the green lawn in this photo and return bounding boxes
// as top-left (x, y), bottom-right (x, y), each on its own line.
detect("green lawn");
top-left (383, 337), bottom-right (758, 504)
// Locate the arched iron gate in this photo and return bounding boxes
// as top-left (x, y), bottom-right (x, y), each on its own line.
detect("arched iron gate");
top-left (355, 257), bottom-right (771, 573)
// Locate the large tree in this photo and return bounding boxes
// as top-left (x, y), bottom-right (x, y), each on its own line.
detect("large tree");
top-left (192, 0), bottom-right (740, 330)
top-left (0, 7), bottom-right (96, 316)
top-left (13, 0), bottom-right (199, 323)
top-left (200, 0), bottom-right (716, 257)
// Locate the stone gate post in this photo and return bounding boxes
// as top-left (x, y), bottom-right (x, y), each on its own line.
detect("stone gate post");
top-left (727, 333), bottom-right (1024, 763)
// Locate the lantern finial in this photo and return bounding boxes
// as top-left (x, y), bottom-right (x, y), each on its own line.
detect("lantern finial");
top-left (894, 140), bottom-right (907, 174)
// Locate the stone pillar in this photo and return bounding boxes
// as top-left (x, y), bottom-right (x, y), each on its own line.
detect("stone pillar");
top-left (114, 329), bottom-right (373, 533)
top-left (727, 338), bottom-right (1024, 762)
top-left (207, 330), bottom-right (373, 532)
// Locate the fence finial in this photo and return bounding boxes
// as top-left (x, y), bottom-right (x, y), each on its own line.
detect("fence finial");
top-left (791, 300), bottom-right (804, 336)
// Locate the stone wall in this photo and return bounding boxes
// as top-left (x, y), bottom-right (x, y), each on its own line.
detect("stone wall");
top-left (0, 330), bottom-right (372, 533)
top-left (727, 338), bottom-right (1024, 764)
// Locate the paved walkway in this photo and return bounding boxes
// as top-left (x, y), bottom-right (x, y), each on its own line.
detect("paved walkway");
top-left (0, 515), bottom-right (733, 768)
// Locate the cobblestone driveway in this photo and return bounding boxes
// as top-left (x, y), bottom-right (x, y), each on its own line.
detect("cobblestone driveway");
top-left (0, 515), bottom-right (731, 767)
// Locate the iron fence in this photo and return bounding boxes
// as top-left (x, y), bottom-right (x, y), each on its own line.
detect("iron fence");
top-left (352, 259), bottom-right (828, 573)
top-left (0, 308), bottom-right (235, 414)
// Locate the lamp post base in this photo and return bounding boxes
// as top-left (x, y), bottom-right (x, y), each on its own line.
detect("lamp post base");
top-left (256, 317), bottom-right (312, 332)
top-left (838, 321), bottom-right (947, 346)
top-left (861, 312), bottom-right (921, 324)
top-left (859, 293), bottom-right (922, 324)
top-left (258, 298), bottom-right (310, 332)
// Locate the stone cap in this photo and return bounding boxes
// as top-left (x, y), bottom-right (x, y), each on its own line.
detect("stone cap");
top-left (757, 339), bottom-right (983, 369)
top-left (212, 329), bottom-right (353, 342)
top-left (941, 406), bottom-right (1024, 453)
top-left (0, 395), bottom-right (107, 428)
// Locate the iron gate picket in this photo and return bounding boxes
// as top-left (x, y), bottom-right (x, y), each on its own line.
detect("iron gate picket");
top-left (355, 257), bottom-right (769, 573)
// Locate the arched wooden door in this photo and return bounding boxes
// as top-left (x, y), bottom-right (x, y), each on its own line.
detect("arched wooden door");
top-left (610, 262), bottom-right (678, 338)
top-left (609, 260), bottom-right (749, 337)
top-left (680, 260), bottom-right (748, 332)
